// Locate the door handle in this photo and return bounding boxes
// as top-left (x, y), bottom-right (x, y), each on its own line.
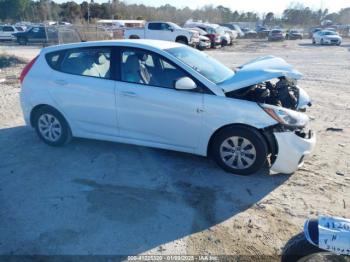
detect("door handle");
top-left (121, 91), bottom-right (137, 97)
top-left (53, 79), bottom-right (67, 86)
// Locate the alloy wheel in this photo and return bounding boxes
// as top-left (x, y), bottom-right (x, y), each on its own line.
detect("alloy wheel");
top-left (220, 136), bottom-right (257, 169)
top-left (38, 113), bottom-right (62, 142)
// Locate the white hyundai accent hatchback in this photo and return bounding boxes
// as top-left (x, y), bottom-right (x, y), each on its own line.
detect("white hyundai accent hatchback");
top-left (20, 40), bottom-right (316, 175)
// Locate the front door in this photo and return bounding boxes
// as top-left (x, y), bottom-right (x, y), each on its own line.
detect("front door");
top-left (116, 47), bottom-right (203, 151)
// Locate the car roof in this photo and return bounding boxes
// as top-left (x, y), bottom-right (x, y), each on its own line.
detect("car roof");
top-left (41, 39), bottom-right (183, 54)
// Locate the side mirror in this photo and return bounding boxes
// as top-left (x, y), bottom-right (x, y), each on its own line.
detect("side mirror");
top-left (175, 77), bottom-right (197, 91)
top-left (169, 27), bottom-right (174, 32)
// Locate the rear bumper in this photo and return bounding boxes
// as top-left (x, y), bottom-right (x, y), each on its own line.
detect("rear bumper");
top-left (270, 130), bottom-right (316, 174)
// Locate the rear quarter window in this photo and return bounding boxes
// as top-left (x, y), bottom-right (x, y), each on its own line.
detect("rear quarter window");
top-left (45, 51), bottom-right (64, 71)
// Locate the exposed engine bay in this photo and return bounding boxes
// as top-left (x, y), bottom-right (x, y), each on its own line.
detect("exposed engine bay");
top-left (226, 77), bottom-right (301, 110)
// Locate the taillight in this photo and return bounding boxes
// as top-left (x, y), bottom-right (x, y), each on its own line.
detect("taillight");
top-left (20, 56), bottom-right (38, 84)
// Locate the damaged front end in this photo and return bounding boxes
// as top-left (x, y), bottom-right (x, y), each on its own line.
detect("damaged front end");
top-left (225, 77), bottom-right (311, 111)
top-left (221, 56), bottom-right (316, 174)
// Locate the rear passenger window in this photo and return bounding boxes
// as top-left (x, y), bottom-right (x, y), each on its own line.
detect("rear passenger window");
top-left (60, 48), bottom-right (111, 79)
top-left (148, 23), bottom-right (161, 30)
top-left (46, 51), bottom-right (63, 70)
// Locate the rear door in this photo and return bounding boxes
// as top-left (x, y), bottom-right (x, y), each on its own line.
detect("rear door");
top-left (46, 46), bottom-right (118, 137)
top-left (27, 27), bottom-right (46, 43)
top-left (146, 23), bottom-right (173, 41)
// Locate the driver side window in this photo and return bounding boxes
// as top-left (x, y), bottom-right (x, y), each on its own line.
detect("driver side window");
top-left (120, 48), bottom-right (188, 89)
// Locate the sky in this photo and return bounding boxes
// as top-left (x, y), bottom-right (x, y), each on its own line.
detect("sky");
top-left (53, 0), bottom-right (350, 14)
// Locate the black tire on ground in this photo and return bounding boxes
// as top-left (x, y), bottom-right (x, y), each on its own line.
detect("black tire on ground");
top-left (282, 233), bottom-right (330, 262)
top-left (221, 39), bottom-right (228, 47)
top-left (321, 39), bottom-right (324, 45)
top-left (33, 106), bottom-right (72, 147)
top-left (312, 38), bottom-right (316, 44)
top-left (129, 35), bottom-right (140, 39)
top-left (18, 37), bottom-right (27, 45)
top-left (210, 125), bottom-right (268, 175)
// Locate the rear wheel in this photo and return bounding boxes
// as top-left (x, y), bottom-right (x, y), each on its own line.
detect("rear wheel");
top-left (221, 39), bottom-right (228, 47)
top-left (210, 126), bottom-right (268, 175)
top-left (312, 38), bottom-right (316, 44)
top-left (33, 107), bottom-right (72, 146)
top-left (18, 37), bottom-right (27, 45)
top-left (320, 38), bottom-right (324, 45)
top-left (175, 38), bottom-right (188, 45)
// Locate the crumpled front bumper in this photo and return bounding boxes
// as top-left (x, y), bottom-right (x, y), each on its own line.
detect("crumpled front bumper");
top-left (271, 130), bottom-right (316, 174)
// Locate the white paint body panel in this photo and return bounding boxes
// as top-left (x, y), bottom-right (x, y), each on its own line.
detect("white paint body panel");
top-left (271, 131), bottom-right (316, 174)
top-left (20, 40), bottom-right (315, 174)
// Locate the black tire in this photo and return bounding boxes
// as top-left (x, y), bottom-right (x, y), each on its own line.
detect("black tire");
top-left (18, 37), bottom-right (27, 45)
top-left (210, 126), bottom-right (268, 175)
top-left (312, 38), bottom-right (316, 44)
top-left (33, 106), bottom-right (72, 147)
top-left (221, 39), bottom-right (228, 47)
top-left (282, 233), bottom-right (332, 262)
top-left (175, 38), bottom-right (188, 45)
top-left (321, 39), bottom-right (324, 45)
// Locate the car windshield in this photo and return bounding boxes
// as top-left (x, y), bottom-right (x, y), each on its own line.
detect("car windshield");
top-left (165, 46), bottom-right (234, 84)
top-left (168, 22), bottom-right (181, 29)
top-left (324, 31), bottom-right (337, 35)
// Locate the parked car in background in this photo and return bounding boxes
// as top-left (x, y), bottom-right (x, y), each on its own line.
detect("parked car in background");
top-left (309, 27), bottom-right (322, 38)
top-left (268, 29), bottom-right (285, 41)
top-left (20, 40), bottom-right (315, 175)
top-left (312, 30), bottom-right (342, 45)
top-left (241, 28), bottom-right (257, 38)
top-left (221, 26), bottom-right (238, 44)
top-left (212, 25), bottom-right (231, 46)
top-left (220, 23), bottom-right (244, 38)
top-left (256, 26), bottom-right (270, 38)
top-left (186, 27), bottom-right (211, 50)
top-left (286, 29), bottom-right (303, 40)
top-left (184, 22), bottom-right (221, 48)
top-left (13, 26), bottom-right (58, 45)
top-left (123, 21), bottom-right (199, 47)
top-left (0, 25), bottom-right (19, 41)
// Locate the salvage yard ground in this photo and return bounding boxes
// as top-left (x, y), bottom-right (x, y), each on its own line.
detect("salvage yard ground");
top-left (0, 39), bottom-right (349, 258)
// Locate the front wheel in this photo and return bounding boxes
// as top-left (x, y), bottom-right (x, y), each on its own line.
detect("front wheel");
top-left (320, 38), bottom-right (324, 45)
top-left (34, 107), bottom-right (72, 146)
top-left (210, 126), bottom-right (268, 175)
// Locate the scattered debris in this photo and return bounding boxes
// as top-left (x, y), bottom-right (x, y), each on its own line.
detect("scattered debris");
top-left (338, 143), bottom-right (346, 147)
top-left (336, 172), bottom-right (345, 176)
top-left (326, 127), bottom-right (343, 132)
top-left (343, 199), bottom-right (346, 209)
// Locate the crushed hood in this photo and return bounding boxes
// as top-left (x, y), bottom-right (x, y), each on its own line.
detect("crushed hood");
top-left (219, 55), bottom-right (303, 93)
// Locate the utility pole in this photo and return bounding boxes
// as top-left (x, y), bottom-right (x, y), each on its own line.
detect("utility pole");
top-left (88, 2), bottom-right (90, 25)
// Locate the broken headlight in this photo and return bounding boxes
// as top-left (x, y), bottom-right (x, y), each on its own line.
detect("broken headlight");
top-left (261, 103), bottom-right (309, 128)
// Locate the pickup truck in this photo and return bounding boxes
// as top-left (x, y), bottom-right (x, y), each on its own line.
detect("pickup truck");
top-left (124, 21), bottom-right (200, 46)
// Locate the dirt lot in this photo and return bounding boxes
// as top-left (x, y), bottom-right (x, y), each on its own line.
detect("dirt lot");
top-left (0, 39), bottom-right (350, 259)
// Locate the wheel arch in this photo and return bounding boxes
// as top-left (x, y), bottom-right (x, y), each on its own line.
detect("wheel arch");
top-left (175, 35), bottom-right (188, 44)
top-left (30, 104), bottom-right (69, 128)
top-left (129, 35), bottom-right (140, 39)
top-left (206, 123), bottom-right (277, 158)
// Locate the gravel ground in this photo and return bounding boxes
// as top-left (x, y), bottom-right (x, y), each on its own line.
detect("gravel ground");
top-left (0, 39), bottom-right (349, 259)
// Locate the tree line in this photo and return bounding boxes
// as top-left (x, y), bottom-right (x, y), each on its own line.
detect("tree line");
top-left (0, 0), bottom-right (349, 27)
